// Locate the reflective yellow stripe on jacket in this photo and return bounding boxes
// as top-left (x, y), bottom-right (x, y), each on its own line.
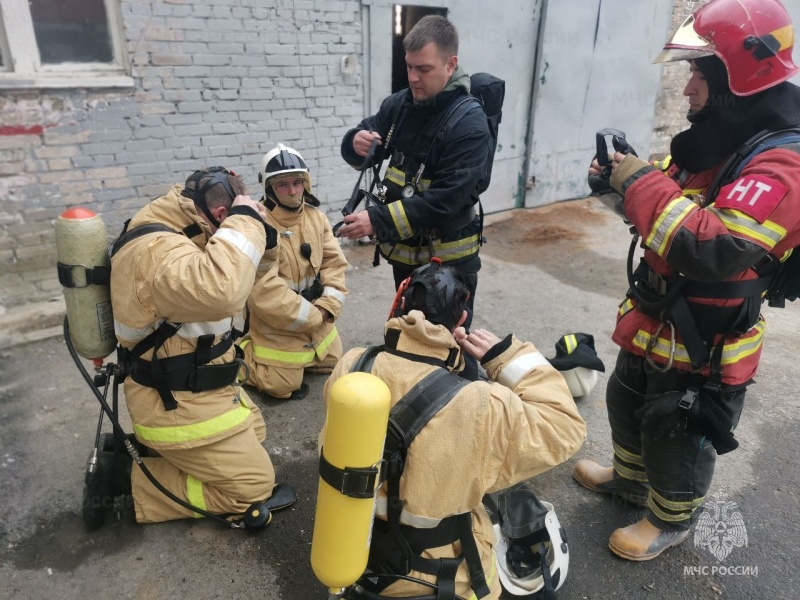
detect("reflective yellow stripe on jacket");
top-left (240, 327), bottom-right (339, 365)
top-left (133, 399), bottom-right (252, 444)
top-left (381, 234), bottom-right (480, 266)
top-left (631, 321), bottom-right (765, 366)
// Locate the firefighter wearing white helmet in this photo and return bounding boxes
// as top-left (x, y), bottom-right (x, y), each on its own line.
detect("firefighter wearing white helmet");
top-left (238, 144), bottom-right (349, 400)
top-left (319, 259), bottom-right (585, 599)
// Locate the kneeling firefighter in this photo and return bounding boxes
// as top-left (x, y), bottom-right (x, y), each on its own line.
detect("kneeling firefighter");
top-left (58, 166), bottom-right (297, 530)
top-left (316, 258), bottom-right (586, 599)
top-left (238, 144), bottom-right (349, 400)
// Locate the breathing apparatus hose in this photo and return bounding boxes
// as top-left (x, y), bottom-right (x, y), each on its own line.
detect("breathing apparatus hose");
top-left (64, 317), bottom-right (246, 529)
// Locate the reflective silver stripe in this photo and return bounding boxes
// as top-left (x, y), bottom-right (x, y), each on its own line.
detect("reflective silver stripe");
top-left (213, 228), bottom-right (262, 269)
top-left (497, 351), bottom-right (550, 389)
top-left (706, 207), bottom-right (785, 248)
top-left (375, 497), bottom-right (442, 527)
top-left (297, 276), bottom-right (316, 291)
top-left (322, 286), bottom-right (346, 303)
top-left (114, 318), bottom-right (164, 341)
top-left (388, 201), bottom-right (414, 239)
top-left (178, 318), bottom-right (233, 337)
top-left (114, 318), bottom-right (232, 342)
top-left (645, 196), bottom-right (697, 256)
top-left (285, 298), bottom-right (313, 332)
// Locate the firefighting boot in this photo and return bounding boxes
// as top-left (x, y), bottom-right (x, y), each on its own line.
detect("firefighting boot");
top-left (608, 516), bottom-right (689, 561)
top-left (573, 459), bottom-right (649, 507)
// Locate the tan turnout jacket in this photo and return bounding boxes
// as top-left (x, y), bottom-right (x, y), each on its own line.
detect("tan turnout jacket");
top-left (110, 187), bottom-right (275, 451)
top-left (322, 312), bottom-right (587, 599)
top-left (242, 200), bottom-right (348, 369)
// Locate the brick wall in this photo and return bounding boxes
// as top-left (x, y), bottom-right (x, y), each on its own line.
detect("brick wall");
top-left (0, 0), bottom-right (364, 312)
top-left (650, 0), bottom-right (705, 158)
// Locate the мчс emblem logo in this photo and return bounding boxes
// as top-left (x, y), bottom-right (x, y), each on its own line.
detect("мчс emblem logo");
top-left (694, 492), bottom-right (748, 561)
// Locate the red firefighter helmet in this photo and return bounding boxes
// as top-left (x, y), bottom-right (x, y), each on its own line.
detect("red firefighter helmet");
top-left (654, 0), bottom-right (799, 96)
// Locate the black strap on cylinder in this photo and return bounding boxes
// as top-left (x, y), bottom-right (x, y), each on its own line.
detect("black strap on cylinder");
top-left (57, 263), bottom-right (110, 288)
top-left (318, 448), bottom-right (381, 499)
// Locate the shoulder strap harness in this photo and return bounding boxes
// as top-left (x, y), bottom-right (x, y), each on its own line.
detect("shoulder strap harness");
top-left (111, 220), bottom-right (243, 411)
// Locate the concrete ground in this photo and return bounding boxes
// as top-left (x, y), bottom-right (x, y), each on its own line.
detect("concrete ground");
top-left (1, 199), bottom-right (798, 600)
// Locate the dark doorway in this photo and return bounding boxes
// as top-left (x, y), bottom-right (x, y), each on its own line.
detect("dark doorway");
top-left (391, 5), bottom-right (448, 94)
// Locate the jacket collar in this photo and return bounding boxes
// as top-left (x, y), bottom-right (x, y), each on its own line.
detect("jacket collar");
top-left (384, 310), bottom-right (464, 372)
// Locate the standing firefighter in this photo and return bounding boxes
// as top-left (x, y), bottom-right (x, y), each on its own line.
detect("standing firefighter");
top-left (238, 144), bottom-right (348, 400)
top-left (579, 0), bottom-right (800, 561)
top-left (337, 15), bottom-right (494, 381)
top-left (99, 167), bottom-right (295, 526)
top-left (321, 259), bottom-right (586, 598)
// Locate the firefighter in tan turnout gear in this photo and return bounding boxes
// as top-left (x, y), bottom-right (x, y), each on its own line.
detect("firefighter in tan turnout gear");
top-left (321, 259), bottom-right (586, 599)
top-left (238, 144), bottom-right (348, 400)
top-left (102, 167), bottom-right (296, 525)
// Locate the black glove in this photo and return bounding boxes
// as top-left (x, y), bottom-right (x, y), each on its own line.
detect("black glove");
top-left (636, 391), bottom-right (688, 439)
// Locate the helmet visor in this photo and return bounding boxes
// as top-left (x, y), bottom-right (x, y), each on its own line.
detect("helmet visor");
top-left (654, 15), bottom-right (714, 64)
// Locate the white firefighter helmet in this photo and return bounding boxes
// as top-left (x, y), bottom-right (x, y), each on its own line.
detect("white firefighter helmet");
top-left (560, 366), bottom-right (599, 399)
top-left (493, 500), bottom-right (569, 596)
top-left (259, 143), bottom-right (313, 197)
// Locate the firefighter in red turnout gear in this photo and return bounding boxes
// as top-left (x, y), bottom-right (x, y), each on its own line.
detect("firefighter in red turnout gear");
top-left (578, 0), bottom-right (800, 561)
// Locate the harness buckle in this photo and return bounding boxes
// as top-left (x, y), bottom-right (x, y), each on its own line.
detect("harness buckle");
top-left (340, 465), bottom-right (381, 499)
top-left (647, 270), bottom-right (668, 296)
top-left (677, 389), bottom-right (697, 413)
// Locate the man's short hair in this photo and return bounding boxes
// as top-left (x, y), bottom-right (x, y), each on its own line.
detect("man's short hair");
top-left (184, 170), bottom-right (246, 210)
top-left (403, 15), bottom-right (458, 60)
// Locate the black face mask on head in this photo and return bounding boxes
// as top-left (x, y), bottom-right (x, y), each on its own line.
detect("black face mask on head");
top-left (671, 56), bottom-right (800, 174)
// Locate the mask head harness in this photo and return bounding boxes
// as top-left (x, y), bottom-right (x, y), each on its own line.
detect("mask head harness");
top-left (182, 166), bottom-right (237, 229)
top-left (390, 257), bottom-right (469, 331)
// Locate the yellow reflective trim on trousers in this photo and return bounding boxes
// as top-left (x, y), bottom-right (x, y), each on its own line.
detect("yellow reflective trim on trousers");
top-left (385, 166), bottom-right (405, 187)
top-left (564, 334), bottom-right (577, 354)
top-left (613, 440), bottom-right (644, 467)
top-left (314, 327), bottom-right (338, 358)
top-left (381, 234), bottom-right (480, 266)
top-left (133, 403), bottom-right (252, 444)
top-left (464, 554), bottom-right (496, 600)
top-left (389, 201), bottom-right (414, 239)
top-left (632, 321), bottom-right (765, 366)
top-left (646, 197), bottom-right (697, 256)
top-left (650, 489), bottom-right (706, 511)
top-left (249, 343), bottom-right (316, 364)
top-left (186, 474), bottom-right (208, 518)
top-left (613, 458), bottom-right (649, 483)
top-left (707, 207), bottom-right (786, 248)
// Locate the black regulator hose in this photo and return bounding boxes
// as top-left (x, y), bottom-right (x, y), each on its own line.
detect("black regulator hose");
top-left (64, 317), bottom-right (243, 529)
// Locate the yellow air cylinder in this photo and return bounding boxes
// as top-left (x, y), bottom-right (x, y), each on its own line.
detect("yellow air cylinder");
top-left (311, 371), bottom-right (391, 593)
top-left (55, 207), bottom-right (116, 360)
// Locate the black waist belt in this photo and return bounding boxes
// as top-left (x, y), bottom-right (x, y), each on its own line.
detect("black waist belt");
top-left (122, 333), bottom-right (242, 398)
top-left (632, 262), bottom-right (771, 369)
